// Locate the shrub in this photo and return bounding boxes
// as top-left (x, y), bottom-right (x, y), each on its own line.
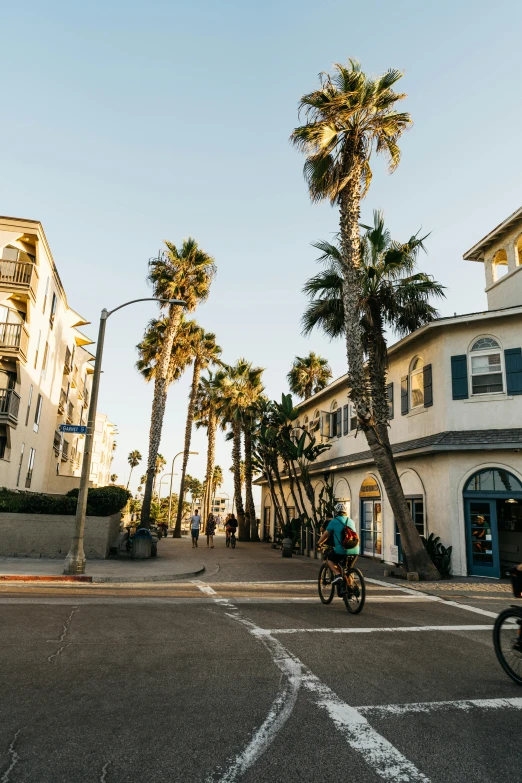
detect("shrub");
top-left (66, 486), bottom-right (131, 516)
top-left (422, 533), bottom-right (453, 579)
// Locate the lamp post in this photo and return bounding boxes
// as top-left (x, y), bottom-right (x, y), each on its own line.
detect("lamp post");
top-left (158, 472), bottom-right (177, 502)
top-left (63, 297), bottom-right (186, 575)
top-left (167, 451), bottom-right (198, 530)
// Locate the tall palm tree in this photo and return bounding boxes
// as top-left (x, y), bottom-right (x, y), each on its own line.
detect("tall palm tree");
top-left (126, 450), bottom-right (142, 490)
top-left (287, 352), bottom-right (332, 400)
top-left (216, 360), bottom-right (264, 541)
top-left (195, 372), bottom-right (223, 522)
top-left (211, 465), bottom-right (223, 505)
top-left (173, 327), bottom-right (222, 537)
top-left (291, 60), bottom-right (439, 578)
top-left (301, 212), bottom-right (445, 577)
top-left (140, 238), bottom-right (216, 528)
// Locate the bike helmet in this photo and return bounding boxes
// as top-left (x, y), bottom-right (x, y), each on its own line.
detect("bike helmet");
top-left (334, 502), bottom-right (347, 515)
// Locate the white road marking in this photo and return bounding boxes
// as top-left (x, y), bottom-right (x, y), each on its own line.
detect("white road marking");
top-left (190, 580), bottom-right (218, 596)
top-left (358, 697), bottom-right (522, 717)
top-left (264, 625), bottom-right (494, 635)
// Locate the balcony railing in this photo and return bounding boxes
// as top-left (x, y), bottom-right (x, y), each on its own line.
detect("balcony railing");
top-left (67, 402), bottom-right (74, 424)
top-left (0, 260), bottom-right (39, 302)
top-left (0, 322), bottom-right (30, 362)
top-left (64, 347), bottom-right (72, 376)
top-left (53, 431), bottom-right (62, 455)
top-left (61, 440), bottom-right (69, 461)
top-left (0, 389), bottom-right (21, 425)
top-left (83, 386), bottom-right (89, 408)
top-left (58, 388), bottom-right (67, 414)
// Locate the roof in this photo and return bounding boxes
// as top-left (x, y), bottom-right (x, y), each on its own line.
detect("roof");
top-left (463, 206), bottom-right (522, 261)
top-left (254, 429), bottom-right (522, 483)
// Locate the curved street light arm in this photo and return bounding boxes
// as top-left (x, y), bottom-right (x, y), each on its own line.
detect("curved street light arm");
top-left (105, 298), bottom-right (186, 319)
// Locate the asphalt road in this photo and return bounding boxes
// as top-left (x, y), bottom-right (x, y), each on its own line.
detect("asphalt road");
top-left (0, 537), bottom-right (520, 783)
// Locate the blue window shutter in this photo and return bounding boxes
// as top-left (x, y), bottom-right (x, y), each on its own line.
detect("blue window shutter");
top-left (505, 348), bottom-right (522, 395)
top-left (401, 376), bottom-right (409, 415)
top-left (343, 405), bottom-right (349, 435)
top-left (387, 382), bottom-right (394, 419)
top-left (451, 355), bottom-right (468, 399)
top-left (423, 364), bottom-right (433, 407)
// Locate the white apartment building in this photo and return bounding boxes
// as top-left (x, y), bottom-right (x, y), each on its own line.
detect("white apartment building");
top-left (0, 216), bottom-right (115, 494)
top-left (90, 413), bottom-right (117, 487)
top-left (259, 207), bottom-right (522, 579)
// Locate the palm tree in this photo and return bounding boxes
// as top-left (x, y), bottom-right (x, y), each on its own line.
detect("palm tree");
top-left (110, 474), bottom-right (118, 484)
top-left (301, 211), bottom-right (445, 577)
top-left (195, 372), bottom-right (222, 522)
top-left (211, 465), bottom-right (223, 505)
top-left (154, 453), bottom-right (166, 498)
top-left (126, 450), bottom-right (142, 490)
top-left (216, 360), bottom-right (264, 540)
top-left (291, 60), bottom-right (439, 578)
top-left (140, 238), bottom-right (216, 528)
top-left (287, 352), bottom-right (332, 400)
top-left (173, 327), bottom-right (222, 538)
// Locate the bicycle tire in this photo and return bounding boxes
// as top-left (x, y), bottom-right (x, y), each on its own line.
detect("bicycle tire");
top-left (343, 568), bottom-right (366, 614)
top-left (226, 536), bottom-right (230, 548)
top-left (231, 535), bottom-right (236, 549)
top-left (318, 563), bottom-right (334, 604)
top-left (493, 606), bottom-right (522, 685)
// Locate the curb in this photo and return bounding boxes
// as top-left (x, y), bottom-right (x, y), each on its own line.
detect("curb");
top-left (0, 575), bottom-right (93, 583)
top-left (91, 565), bottom-right (206, 583)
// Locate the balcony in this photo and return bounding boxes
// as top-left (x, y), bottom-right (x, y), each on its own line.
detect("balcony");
top-left (83, 386), bottom-right (89, 408)
top-left (0, 260), bottom-right (39, 303)
top-left (63, 347), bottom-right (72, 376)
top-left (58, 388), bottom-right (67, 414)
top-left (61, 440), bottom-right (69, 461)
top-left (66, 402), bottom-right (74, 424)
top-left (0, 322), bottom-right (29, 362)
top-left (0, 389), bottom-right (21, 425)
top-left (53, 431), bottom-right (62, 455)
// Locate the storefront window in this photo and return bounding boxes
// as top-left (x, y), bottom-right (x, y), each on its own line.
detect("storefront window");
top-left (465, 469), bottom-right (522, 493)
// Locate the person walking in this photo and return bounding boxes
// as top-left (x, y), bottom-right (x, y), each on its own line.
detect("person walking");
top-left (190, 509), bottom-right (202, 548)
top-left (206, 513), bottom-right (216, 548)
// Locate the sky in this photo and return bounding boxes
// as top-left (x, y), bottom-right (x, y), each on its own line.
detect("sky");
top-left (2, 0), bottom-right (521, 506)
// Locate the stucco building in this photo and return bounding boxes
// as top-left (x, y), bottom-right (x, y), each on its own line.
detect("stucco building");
top-left (0, 216), bottom-right (115, 493)
top-left (259, 207), bottom-right (522, 579)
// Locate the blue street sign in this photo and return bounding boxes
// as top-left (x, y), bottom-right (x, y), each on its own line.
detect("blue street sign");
top-left (59, 424), bottom-right (87, 434)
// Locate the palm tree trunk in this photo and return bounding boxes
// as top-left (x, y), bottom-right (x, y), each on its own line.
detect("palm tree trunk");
top-left (285, 459), bottom-right (303, 519)
top-left (202, 409), bottom-right (217, 523)
top-left (272, 460), bottom-right (290, 528)
top-left (232, 419), bottom-right (247, 539)
top-left (244, 424), bottom-right (258, 541)
top-left (289, 460), bottom-right (307, 519)
top-left (266, 469), bottom-right (283, 531)
top-left (126, 466), bottom-right (134, 491)
top-left (141, 305), bottom-right (182, 528)
top-left (174, 360), bottom-right (202, 537)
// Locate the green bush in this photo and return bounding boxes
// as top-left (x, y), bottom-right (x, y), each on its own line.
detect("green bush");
top-left (422, 533), bottom-right (453, 579)
top-left (0, 485), bottom-right (130, 517)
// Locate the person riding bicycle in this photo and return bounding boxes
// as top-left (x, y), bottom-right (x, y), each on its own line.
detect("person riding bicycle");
top-left (318, 502), bottom-right (359, 594)
top-left (225, 514), bottom-right (238, 542)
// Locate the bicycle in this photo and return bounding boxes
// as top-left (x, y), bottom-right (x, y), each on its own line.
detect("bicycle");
top-left (226, 530), bottom-right (236, 549)
top-left (493, 568), bottom-right (522, 685)
top-left (318, 549), bottom-right (366, 614)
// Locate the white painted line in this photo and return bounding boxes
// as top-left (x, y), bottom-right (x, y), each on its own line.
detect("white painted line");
top-left (191, 580), bottom-right (218, 596)
top-left (358, 697), bottom-right (522, 717)
top-left (266, 625), bottom-right (494, 635)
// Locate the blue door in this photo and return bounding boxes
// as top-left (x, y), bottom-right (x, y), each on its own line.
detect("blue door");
top-left (465, 499), bottom-right (500, 578)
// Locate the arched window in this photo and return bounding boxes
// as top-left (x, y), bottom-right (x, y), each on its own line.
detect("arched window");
top-left (303, 416), bottom-right (309, 431)
top-left (469, 336), bottom-right (504, 395)
top-left (516, 235), bottom-right (522, 267)
top-left (410, 356), bottom-right (424, 408)
top-left (465, 469), bottom-right (522, 493)
top-left (493, 248), bottom-right (508, 281)
top-left (311, 409), bottom-right (320, 432)
top-left (330, 400), bottom-right (341, 438)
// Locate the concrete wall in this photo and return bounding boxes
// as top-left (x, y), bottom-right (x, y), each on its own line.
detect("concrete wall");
top-left (486, 265), bottom-right (522, 310)
top-left (0, 512), bottom-right (121, 558)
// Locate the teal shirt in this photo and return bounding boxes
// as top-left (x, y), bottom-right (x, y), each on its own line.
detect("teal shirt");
top-left (326, 516), bottom-right (360, 555)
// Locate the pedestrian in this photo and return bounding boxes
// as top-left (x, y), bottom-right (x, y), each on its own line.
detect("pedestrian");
top-left (206, 513), bottom-right (216, 548)
top-left (190, 509), bottom-right (202, 548)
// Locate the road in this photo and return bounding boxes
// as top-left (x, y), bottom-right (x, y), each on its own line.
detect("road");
top-left (0, 535), bottom-right (519, 782)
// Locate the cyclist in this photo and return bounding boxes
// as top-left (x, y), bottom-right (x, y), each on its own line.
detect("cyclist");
top-left (226, 514), bottom-right (238, 544)
top-left (318, 502), bottom-right (359, 593)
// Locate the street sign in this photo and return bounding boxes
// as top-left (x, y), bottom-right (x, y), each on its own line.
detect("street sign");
top-left (59, 424), bottom-right (87, 434)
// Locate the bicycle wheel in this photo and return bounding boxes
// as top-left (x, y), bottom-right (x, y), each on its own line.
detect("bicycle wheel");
top-left (231, 535), bottom-right (236, 549)
top-left (318, 563), bottom-right (335, 604)
top-left (343, 568), bottom-right (366, 614)
top-left (226, 536), bottom-right (230, 548)
top-left (493, 607), bottom-right (522, 685)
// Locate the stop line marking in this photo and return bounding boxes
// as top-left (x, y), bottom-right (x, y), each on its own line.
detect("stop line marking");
top-left (261, 624), bottom-right (495, 635)
top-left (357, 697), bottom-right (522, 718)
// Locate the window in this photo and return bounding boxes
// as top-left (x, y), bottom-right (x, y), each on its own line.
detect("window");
top-left (41, 342), bottom-right (49, 379)
top-left (492, 249), bottom-right (508, 281)
top-left (16, 443), bottom-right (24, 486)
top-left (25, 447), bottom-right (36, 488)
top-left (33, 394), bottom-right (43, 433)
top-left (25, 384), bottom-right (33, 426)
top-left (470, 337), bottom-right (503, 395)
top-left (43, 277), bottom-right (50, 313)
top-left (465, 468), bottom-right (522, 493)
top-left (0, 435), bottom-right (6, 459)
top-left (349, 403), bottom-right (357, 433)
top-left (329, 401), bottom-right (341, 438)
top-left (517, 235), bottom-right (522, 267)
top-left (410, 357), bottom-right (424, 408)
top-left (303, 416), bottom-right (309, 431)
top-left (343, 405), bottom-right (349, 435)
top-left (49, 292), bottom-right (57, 327)
top-left (34, 330), bottom-right (41, 369)
top-left (387, 383), bottom-right (394, 419)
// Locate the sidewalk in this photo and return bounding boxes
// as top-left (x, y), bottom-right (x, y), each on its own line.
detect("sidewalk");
top-left (0, 536), bottom-right (205, 583)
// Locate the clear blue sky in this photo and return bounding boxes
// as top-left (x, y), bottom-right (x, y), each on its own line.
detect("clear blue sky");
top-left (2, 0), bottom-right (521, 503)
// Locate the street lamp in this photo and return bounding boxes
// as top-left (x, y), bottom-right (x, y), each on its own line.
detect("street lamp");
top-left (167, 451), bottom-right (198, 529)
top-left (63, 297), bottom-right (186, 575)
top-left (158, 472), bottom-right (178, 501)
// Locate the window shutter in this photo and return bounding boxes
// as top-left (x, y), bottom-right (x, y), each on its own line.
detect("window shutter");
top-left (423, 364), bottom-right (433, 407)
top-left (451, 355), bottom-right (468, 399)
top-left (387, 383), bottom-right (394, 420)
top-left (505, 348), bottom-right (522, 395)
top-left (336, 408), bottom-right (342, 437)
top-left (401, 376), bottom-right (409, 415)
top-left (343, 405), bottom-right (349, 435)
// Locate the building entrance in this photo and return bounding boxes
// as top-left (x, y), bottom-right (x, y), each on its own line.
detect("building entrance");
top-left (360, 477), bottom-right (382, 558)
top-left (464, 469), bottom-right (522, 578)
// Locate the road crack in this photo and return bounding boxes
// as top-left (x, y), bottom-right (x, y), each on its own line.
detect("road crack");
top-left (1, 728), bottom-right (22, 783)
top-left (47, 606), bottom-right (79, 663)
top-left (100, 761), bottom-right (111, 781)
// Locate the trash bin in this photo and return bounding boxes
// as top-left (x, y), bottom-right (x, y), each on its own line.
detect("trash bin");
top-left (132, 528), bottom-right (152, 560)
